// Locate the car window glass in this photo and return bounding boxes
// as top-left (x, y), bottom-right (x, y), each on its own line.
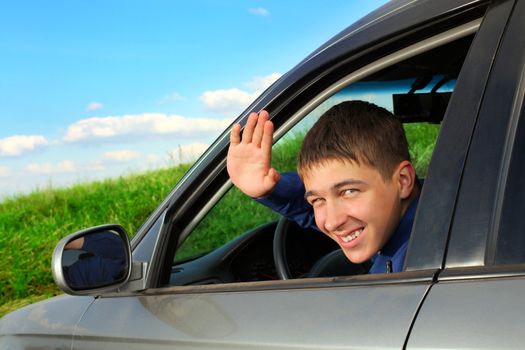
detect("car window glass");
top-left (174, 33), bottom-right (475, 277)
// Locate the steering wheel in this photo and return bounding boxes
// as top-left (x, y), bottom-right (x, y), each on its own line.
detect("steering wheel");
top-left (273, 216), bottom-right (293, 280)
top-left (272, 216), bottom-right (372, 280)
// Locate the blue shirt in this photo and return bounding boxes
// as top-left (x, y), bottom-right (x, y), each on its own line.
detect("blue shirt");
top-left (256, 172), bottom-right (418, 274)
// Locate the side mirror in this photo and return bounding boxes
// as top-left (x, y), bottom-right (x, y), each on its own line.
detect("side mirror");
top-left (52, 224), bottom-right (132, 295)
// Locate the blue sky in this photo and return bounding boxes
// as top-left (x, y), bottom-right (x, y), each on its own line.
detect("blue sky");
top-left (0, 1), bottom-right (388, 198)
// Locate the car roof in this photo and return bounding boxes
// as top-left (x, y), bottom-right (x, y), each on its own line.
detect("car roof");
top-left (254, 0), bottom-right (485, 108)
top-left (299, 0), bottom-right (484, 66)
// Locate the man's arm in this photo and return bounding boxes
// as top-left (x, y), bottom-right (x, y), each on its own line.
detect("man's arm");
top-left (256, 172), bottom-right (317, 229)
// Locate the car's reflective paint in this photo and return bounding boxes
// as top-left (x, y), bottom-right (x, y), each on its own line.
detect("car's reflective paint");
top-left (0, 295), bottom-right (93, 349)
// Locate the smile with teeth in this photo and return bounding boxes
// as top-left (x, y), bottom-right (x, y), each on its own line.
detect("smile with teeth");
top-left (341, 229), bottom-right (363, 243)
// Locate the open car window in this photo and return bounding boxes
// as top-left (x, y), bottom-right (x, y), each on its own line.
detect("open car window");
top-left (171, 28), bottom-right (477, 285)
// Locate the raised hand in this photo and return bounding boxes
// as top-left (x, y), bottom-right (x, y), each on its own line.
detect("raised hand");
top-left (227, 110), bottom-right (280, 198)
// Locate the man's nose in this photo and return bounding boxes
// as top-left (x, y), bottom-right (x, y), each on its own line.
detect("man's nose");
top-left (324, 201), bottom-right (347, 232)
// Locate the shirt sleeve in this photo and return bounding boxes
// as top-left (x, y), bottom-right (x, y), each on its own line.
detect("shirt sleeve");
top-left (254, 172), bottom-right (318, 230)
top-left (82, 232), bottom-right (126, 260)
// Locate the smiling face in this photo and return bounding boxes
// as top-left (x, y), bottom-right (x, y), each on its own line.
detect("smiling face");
top-left (303, 159), bottom-right (415, 264)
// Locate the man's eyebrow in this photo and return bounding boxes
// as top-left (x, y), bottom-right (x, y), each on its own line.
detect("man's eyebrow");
top-left (304, 190), bottom-right (318, 199)
top-left (304, 179), bottom-right (367, 199)
top-left (332, 179), bottom-right (367, 189)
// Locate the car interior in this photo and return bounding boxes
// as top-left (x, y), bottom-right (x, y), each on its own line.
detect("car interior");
top-left (168, 34), bottom-right (476, 287)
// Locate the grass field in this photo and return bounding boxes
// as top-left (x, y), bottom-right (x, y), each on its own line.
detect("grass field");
top-left (0, 123), bottom-right (439, 317)
top-left (0, 165), bottom-right (190, 317)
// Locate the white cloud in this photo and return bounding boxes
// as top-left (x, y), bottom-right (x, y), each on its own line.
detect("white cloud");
top-left (103, 150), bottom-right (141, 162)
top-left (249, 7), bottom-right (270, 16)
top-left (246, 73), bottom-right (282, 91)
top-left (200, 73), bottom-right (282, 114)
top-left (200, 88), bottom-right (257, 114)
top-left (63, 113), bottom-right (233, 143)
top-left (159, 92), bottom-right (184, 104)
top-left (168, 143), bottom-right (209, 164)
top-left (86, 102), bottom-right (103, 112)
top-left (83, 161), bottom-right (106, 172)
top-left (0, 135), bottom-right (48, 157)
top-left (146, 154), bottom-right (161, 164)
top-left (0, 166), bottom-right (10, 177)
top-left (25, 160), bottom-right (77, 174)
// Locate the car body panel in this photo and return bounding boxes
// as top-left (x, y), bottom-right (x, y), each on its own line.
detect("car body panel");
top-left (74, 281), bottom-right (429, 350)
top-left (0, 295), bottom-right (93, 349)
top-left (406, 3), bottom-right (525, 347)
top-left (407, 276), bottom-right (525, 349)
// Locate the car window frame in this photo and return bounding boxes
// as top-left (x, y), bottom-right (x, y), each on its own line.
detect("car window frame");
top-left (405, 0), bottom-right (517, 271)
top-left (442, 0), bottom-right (525, 272)
top-left (130, 1), bottom-right (497, 291)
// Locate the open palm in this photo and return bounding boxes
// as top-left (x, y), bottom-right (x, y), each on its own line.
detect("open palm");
top-left (227, 111), bottom-right (280, 198)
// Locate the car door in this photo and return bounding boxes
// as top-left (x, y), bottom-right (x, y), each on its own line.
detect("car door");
top-left (70, 1), bottom-right (506, 349)
top-left (407, 0), bottom-right (525, 348)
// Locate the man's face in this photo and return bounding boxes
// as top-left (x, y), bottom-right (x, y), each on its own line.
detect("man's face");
top-left (303, 159), bottom-right (404, 264)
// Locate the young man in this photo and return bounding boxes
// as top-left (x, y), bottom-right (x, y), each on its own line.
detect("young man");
top-left (227, 101), bottom-right (420, 274)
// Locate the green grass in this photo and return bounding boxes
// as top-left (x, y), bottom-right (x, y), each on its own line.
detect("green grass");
top-left (0, 165), bottom-right (190, 316)
top-left (405, 123), bottom-right (440, 177)
top-left (0, 123), bottom-right (438, 317)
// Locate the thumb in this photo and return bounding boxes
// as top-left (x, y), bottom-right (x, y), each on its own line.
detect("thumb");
top-left (268, 168), bottom-right (281, 184)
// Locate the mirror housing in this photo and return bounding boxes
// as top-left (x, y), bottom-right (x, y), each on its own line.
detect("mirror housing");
top-left (52, 224), bottom-right (133, 295)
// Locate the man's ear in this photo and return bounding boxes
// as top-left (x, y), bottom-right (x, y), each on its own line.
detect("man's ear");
top-left (395, 160), bottom-right (416, 200)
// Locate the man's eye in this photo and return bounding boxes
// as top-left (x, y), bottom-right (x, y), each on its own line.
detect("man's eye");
top-left (310, 198), bottom-right (323, 206)
top-left (342, 189), bottom-right (357, 196)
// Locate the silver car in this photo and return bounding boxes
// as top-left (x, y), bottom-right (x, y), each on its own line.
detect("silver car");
top-left (2, 0), bottom-right (525, 349)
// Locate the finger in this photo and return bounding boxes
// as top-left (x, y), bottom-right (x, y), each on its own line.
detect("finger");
top-left (230, 123), bottom-right (241, 145)
top-left (241, 112), bottom-right (258, 144)
top-left (261, 119), bottom-right (274, 154)
top-left (252, 110), bottom-right (269, 147)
